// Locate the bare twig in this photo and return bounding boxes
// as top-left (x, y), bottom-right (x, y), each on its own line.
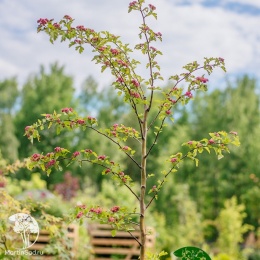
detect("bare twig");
top-left (89, 126), bottom-right (142, 169)
top-left (128, 230), bottom-right (142, 247)
top-left (145, 117), bottom-right (167, 159)
top-left (80, 158), bottom-right (140, 201)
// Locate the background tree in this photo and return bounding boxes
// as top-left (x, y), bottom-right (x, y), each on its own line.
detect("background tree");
top-left (214, 197), bottom-right (253, 259)
top-left (0, 78), bottom-right (19, 162)
top-left (181, 76), bottom-right (260, 223)
top-left (15, 63), bottom-right (76, 184)
top-left (76, 76), bottom-right (135, 187)
top-left (3, 72), bottom-right (258, 257)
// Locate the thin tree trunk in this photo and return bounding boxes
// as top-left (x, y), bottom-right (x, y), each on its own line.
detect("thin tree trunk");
top-left (140, 108), bottom-right (148, 260)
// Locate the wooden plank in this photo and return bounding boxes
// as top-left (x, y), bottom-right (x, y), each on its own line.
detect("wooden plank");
top-left (88, 224), bottom-right (155, 259)
top-left (31, 256), bottom-right (54, 260)
top-left (88, 223), bottom-right (141, 232)
top-left (89, 230), bottom-right (140, 237)
top-left (38, 230), bottom-right (50, 235)
top-left (29, 224), bottom-right (78, 259)
top-left (93, 247), bottom-right (140, 255)
top-left (35, 236), bottom-right (50, 242)
top-left (91, 238), bottom-right (138, 246)
top-left (93, 258), bottom-right (114, 260)
top-left (88, 224), bottom-right (114, 229)
top-left (29, 244), bottom-right (46, 250)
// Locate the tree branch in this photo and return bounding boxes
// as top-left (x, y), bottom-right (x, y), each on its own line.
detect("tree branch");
top-left (128, 230), bottom-right (142, 247)
top-left (89, 126), bottom-right (142, 169)
top-left (79, 158), bottom-right (140, 201)
top-left (1, 235), bottom-right (8, 251)
top-left (147, 65), bottom-right (210, 131)
top-left (146, 141), bottom-right (228, 209)
top-left (145, 117), bottom-right (166, 159)
top-left (140, 8), bottom-right (154, 113)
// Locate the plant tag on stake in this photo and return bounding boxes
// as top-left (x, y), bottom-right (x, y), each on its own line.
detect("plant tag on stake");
top-left (173, 246), bottom-right (211, 260)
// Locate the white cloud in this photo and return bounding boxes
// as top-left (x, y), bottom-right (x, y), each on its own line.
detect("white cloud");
top-left (0, 0), bottom-right (259, 92)
top-left (227, 0), bottom-right (260, 8)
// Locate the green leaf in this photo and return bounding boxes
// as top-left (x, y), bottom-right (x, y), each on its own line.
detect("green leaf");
top-left (111, 229), bottom-right (117, 237)
top-left (46, 169), bottom-right (51, 176)
top-left (159, 251), bottom-right (168, 257)
top-left (204, 147), bottom-right (210, 153)
top-left (195, 158), bottom-right (199, 167)
top-left (198, 147), bottom-right (203, 153)
top-left (29, 135), bottom-right (34, 144)
top-left (69, 41), bottom-right (76, 48)
top-left (152, 13), bottom-right (158, 20)
top-left (218, 154), bottom-right (224, 160)
top-left (56, 125), bottom-right (61, 135)
top-left (232, 137), bottom-right (240, 146)
top-left (40, 164), bottom-right (45, 171)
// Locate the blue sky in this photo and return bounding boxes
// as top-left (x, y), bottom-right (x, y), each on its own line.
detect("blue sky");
top-left (180, 0), bottom-right (260, 15)
top-left (0, 0), bottom-right (259, 91)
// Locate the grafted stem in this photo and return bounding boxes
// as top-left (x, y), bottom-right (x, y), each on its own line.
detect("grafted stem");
top-left (140, 106), bottom-right (148, 259)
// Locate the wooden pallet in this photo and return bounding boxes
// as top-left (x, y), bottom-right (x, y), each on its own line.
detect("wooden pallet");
top-left (88, 224), bottom-right (155, 260)
top-left (28, 224), bottom-right (78, 259)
